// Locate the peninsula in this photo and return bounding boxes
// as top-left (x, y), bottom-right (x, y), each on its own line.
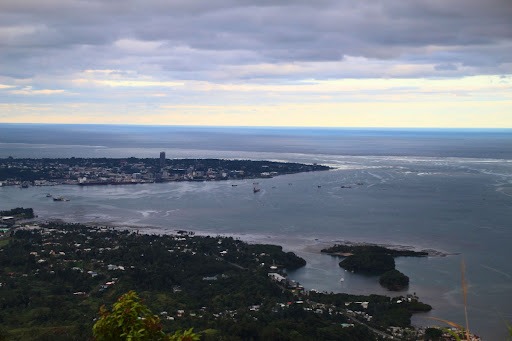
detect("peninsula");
top-left (0, 156), bottom-right (330, 187)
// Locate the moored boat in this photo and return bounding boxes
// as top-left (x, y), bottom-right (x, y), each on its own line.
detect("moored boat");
top-left (53, 196), bottom-right (69, 202)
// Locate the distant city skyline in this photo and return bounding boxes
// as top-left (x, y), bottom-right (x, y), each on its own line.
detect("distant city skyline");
top-left (1, 1), bottom-right (511, 128)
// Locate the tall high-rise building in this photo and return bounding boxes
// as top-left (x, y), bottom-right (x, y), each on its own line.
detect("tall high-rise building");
top-left (159, 151), bottom-right (166, 168)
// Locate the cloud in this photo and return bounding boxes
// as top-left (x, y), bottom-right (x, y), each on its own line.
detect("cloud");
top-left (9, 86), bottom-right (66, 95)
top-left (1, 0), bottom-right (511, 78)
top-left (114, 39), bottom-right (164, 53)
top-left (73, 70), bottom-right (184, 87)
top-left (76, 79), bottom-right (184, 88)
top-left (0, 0), bottom-right (510, 126)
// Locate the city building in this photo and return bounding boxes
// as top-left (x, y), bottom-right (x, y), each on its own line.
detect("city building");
top-left (160, 152), bottom-right (166, 168)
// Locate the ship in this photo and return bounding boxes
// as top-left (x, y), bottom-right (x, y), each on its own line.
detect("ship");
top-left (253, 182), bottom-right (260, 193)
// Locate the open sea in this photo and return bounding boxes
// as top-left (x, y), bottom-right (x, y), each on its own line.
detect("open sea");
top-left (1, 124), bottom-right (512, 340)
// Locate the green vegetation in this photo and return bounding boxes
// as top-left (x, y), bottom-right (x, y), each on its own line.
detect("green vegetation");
top-left (340, 253), bottom-right (395, 275)
top-left (321, 244), bottom-right (428, 257)
top-left (93, 291), bottom-right (200, 341)
top-left (93, 291), bottom-right (168, 340)
top-left (308, 291), bottom-right (431, 329)
top-left (325, 243), bottom-right (426, 291)
top-left (424, 327), bottom-right (443, 340)
top-left (0, 207), bottom-right (34, 219)
top-left (0, 221), bottom-right (433, 340)
top-left (379, 269), bottom-right (409, 291)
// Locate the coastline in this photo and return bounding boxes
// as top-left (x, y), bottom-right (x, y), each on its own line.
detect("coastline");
top-left (23, 218), bottom-right (455, 335)
top-left (29, 217), bottom-right (453, 258)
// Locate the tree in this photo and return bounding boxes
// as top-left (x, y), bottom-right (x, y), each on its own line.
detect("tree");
top-left (339, 253), bottom-right (395, 274)
top-left (93, 291), bottom-right (199, 341)
top-left (424, 327), bottom-right (443, 340)
top-left (379, 269), bottom-right (409, 291)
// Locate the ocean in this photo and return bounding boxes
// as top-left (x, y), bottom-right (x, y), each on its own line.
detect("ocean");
top-left (1, 123), bottom-right (511, 340)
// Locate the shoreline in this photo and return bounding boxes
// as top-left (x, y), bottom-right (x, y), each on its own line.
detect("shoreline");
top-left (27, 217), bottom-right (453, 258)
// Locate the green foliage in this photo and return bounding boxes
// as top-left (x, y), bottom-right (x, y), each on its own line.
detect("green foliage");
top-left (169, 328), bottom-right (200, 341)
top-left (369, 306), bottom-right (411, 328)
top-left (0, 327), bottom-right (9, 341)
top-left (93, 291), bottom-right (166, 341)
top-left (424, 327), bottom-right (443, 340)
top-left (322, 244), bottom-right (428, 257)
top-left (317, 325), bottom-right (376, 341)
top-left (443, 328), bottom-right (462, 341)
top-left (503, 320), bottom-right (512, 340)
top-left (0, 238), bottom-right (9, 247)
top-left (224, 243), bottom-right (306, 270)
top-left (340, 253), bottom-right (395, 274)
top-left (93, 291), bottom-right (201, 341)
top-left (0, 207), bottom-right (34, 219)
top-left (379, 269), bottom-right (409, 291)
top-left (0, 222), bottom-right (433, 340)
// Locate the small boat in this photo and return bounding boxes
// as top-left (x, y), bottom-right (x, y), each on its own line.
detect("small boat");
top-left (340, 277), bottom-right (345, 282)
top-left (253, 186), bottom-right (260, 193)
top-left (231, 184), bottom-right (238, 187)
top-left (53, 196), bottom-right (69, 202)
top-left (46, 193), bottom-right (52, 198)
top-left (317, 185), bottom-right (322, 188)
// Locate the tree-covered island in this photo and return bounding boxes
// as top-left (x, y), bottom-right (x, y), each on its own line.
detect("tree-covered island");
top-left (0, 216), bottom-right (437, 340)
top-left (0, 157), bottom-right (330, 187)
top-left (322, 244), bottom-right (427, 291)
top-left (321, 244), bottom-right (429, 258)
top-left (379, 269), bottom-right (410, 291)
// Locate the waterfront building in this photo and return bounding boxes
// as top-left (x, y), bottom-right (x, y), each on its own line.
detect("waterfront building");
top-left (159, 152), bottom-right (166, 168)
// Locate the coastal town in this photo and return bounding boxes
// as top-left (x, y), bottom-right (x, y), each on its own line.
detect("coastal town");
top-left (0, 209), bottom-right (481, 340)
top-left (0, 154), bottom-right (330, 187)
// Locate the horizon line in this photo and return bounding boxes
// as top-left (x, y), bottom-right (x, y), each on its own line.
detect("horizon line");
top-left (1, 122), bottom-right (512, 131)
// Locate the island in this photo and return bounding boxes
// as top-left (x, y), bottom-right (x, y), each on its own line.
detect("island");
top-left (339, 253), bottom-right (395, 275)
top-left (379, 269), bottom-right (410, 291)
top-left (0, 211), bottom-right (440, 340)
top-left (321, 244), bottom-right (429, 258)
top-left (0, 156), bottom-right (331, 187)
top-left (322, 243), bottom-right (427, 291)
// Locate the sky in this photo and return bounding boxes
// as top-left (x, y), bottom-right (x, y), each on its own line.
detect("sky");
top-left (0, 0), bottom-right (511, 128)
